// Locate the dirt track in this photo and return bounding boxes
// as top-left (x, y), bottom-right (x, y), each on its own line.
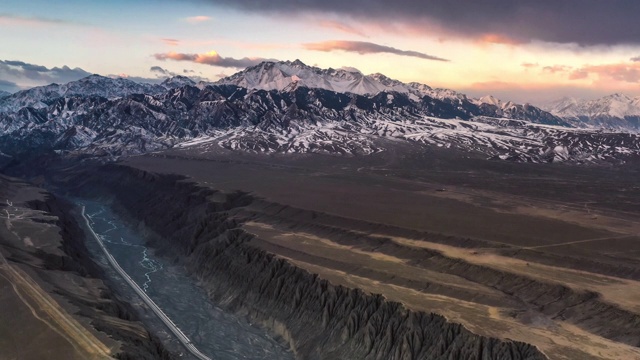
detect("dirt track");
top-left (0, 200), bottom-right (113, 360)
top-left (0, 175), bottom-right (175, 360)
top-left (0, 252), bottom-right (112, 360)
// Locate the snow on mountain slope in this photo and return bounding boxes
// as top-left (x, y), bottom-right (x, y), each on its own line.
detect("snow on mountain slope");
top-left (474, 95), bottom-right (503, 107)
top-left (217, 60), bottom-right (388, 95)
top-left (546, 94), bottom-right (640, 118)
top-left (220, 60), bottom-right (459, 102)
top-left (0, 91), bottom-right (10, 99)
top-left (0, 81), bottom-right (632, 163)
top-left (217, 60), bottom-right (566, 127)
top-left (218, 60), bottom-right (472, 101)
top-left (368, 73), bottom-right (471, 102)
top-left (62, 75), bottom-right (165, 98)
top-left (543, 96), bottom-right (582, 118)
top-left (161, 75), bottom-right (196, 89)
top-left (217, 59), bottom-right (489, 105)
top-left (181, 114), bottom-right (640, 164)
top-left (0, 75), bottom-right (165, 112)
top-left (543, 94), bottom-right (640, 131)
top-left (0, 62), bottom-right (633, 163)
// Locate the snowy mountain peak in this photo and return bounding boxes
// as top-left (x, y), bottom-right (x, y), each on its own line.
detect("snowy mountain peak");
top-left (369, 73), bottom-right (392, 82)
top-left (545, 93), bottom-right (640, 117)
top-left (288, 59), bottom-right (307, 67)
top-left (218, 60), bottom-right (454, 101)
top-left (61, 75), bottom-right (166, 99)
top-left (604, 93), bottom-right (633, 102)
top-left (217, 60), bottom-right (379, 94)
top-left (84, 74), bottom-right (105, 81)
top-left (543, 93), bottom-right (640, 131)
top-left (502, 101), bottom-right (519, 110)
top-left (161, 75), bottom-right (196, 89)
top-left (543, 97), bottom-right (580, 116)
top-left (214, 61), bottom-right (561, 128)
top-left (0, 74), bottom-right (165, 112)
top-left (555, 96), bottom-right (579, 104)
top-left (477, 95), bottom-right (503, 107)
top-left (339, 66), bottom-right (363, 74)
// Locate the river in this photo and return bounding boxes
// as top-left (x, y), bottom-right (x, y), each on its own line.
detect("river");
top-left (78, 200), bottom-right (293, 360)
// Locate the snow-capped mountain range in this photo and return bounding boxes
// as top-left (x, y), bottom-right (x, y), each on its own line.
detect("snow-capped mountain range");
top-left (217, 60), bottom-right (568, 126)
top-left (0, 75), bottom-right (167, 113)
top-left (543, 94), bottom-right (640, 131)
top-left (161, 75), bottom-right (197, 89)
top-left (218, 60), bottom-right (500, 104)
top-left (217, 60), bottom-right (445, 100)
top-left (0, 60), bottom-right (639, 164)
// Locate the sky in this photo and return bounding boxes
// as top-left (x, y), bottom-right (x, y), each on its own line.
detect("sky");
top-left (1, 0), bottom-right (640, 103)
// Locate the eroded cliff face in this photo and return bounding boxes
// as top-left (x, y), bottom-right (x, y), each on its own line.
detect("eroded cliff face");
top-left (30, 194), bottom-right (176, 360)
top-left (238, 201), bottom-right (640, 348)
top-left (0, 176), bottom-right (174, 360)
top-left (67, 164), bottom-right (546, 360)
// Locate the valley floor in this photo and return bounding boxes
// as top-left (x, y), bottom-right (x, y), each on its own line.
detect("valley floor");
top-left (0, 175), bottom-right (175, 360)
top-left (120, 142), bottom-right (640, 360)
top-left (0, 177), bottom-right (115, 360)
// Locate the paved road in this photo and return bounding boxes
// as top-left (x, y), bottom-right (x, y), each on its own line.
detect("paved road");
top-left (81, 206), bottom-right (212, 360)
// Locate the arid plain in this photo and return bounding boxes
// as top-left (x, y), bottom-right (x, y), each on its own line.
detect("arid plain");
top-left (116, 139), bottom-right (640, 360)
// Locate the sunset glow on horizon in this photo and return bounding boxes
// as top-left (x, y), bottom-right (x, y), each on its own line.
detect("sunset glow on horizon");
top-left (2, 0), bottom-right (640, 103)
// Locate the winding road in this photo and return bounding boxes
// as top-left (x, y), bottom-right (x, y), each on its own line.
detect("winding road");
top-left (81, 205), bottom-right (212, 360)
top-left (0, 199), bottom-right (112, 359)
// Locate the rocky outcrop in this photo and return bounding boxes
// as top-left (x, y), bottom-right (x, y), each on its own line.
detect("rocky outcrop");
top-left (68, 164), bottom-right (546, 360)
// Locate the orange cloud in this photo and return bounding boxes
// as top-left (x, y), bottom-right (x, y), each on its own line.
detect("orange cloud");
top-left (542, 65), bottom-right (572, 74)
top-left (161, 38), bottom-right (180, 46)
top-left (477, 33), bottom-right (524, 45)
top-left (568, 70), bottom-right (589, 80)
top-left (570, 62), bottom-right (640, 83)
top-left (521, 62), bottom-right (539, 69)
top-left (184, 16), bottom-right (211, 24)
top-left (303, 40), bottom-right (449, 61)
top-left (315, 17), bottom-right (528, 48)
top-left (154, 51), bottom-right (267, 68)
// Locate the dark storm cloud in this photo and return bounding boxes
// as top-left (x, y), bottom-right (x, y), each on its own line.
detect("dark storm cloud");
top-left (154, 51), bottom-right (268, 68)
top-left (303, 40), bottom-right (449, 61)
top-left (0, 79), bottom-right (20, 93)
top-left (201, 0), bottom-right (640, 45)
top-left (0, 60), bottom-right (92, 84)
top-left (3, 60), bottom-right (49, 72)
top-left (148, 66), bottom-right (210, 82)
top-left (150, 66), bottom-right (176, 76)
